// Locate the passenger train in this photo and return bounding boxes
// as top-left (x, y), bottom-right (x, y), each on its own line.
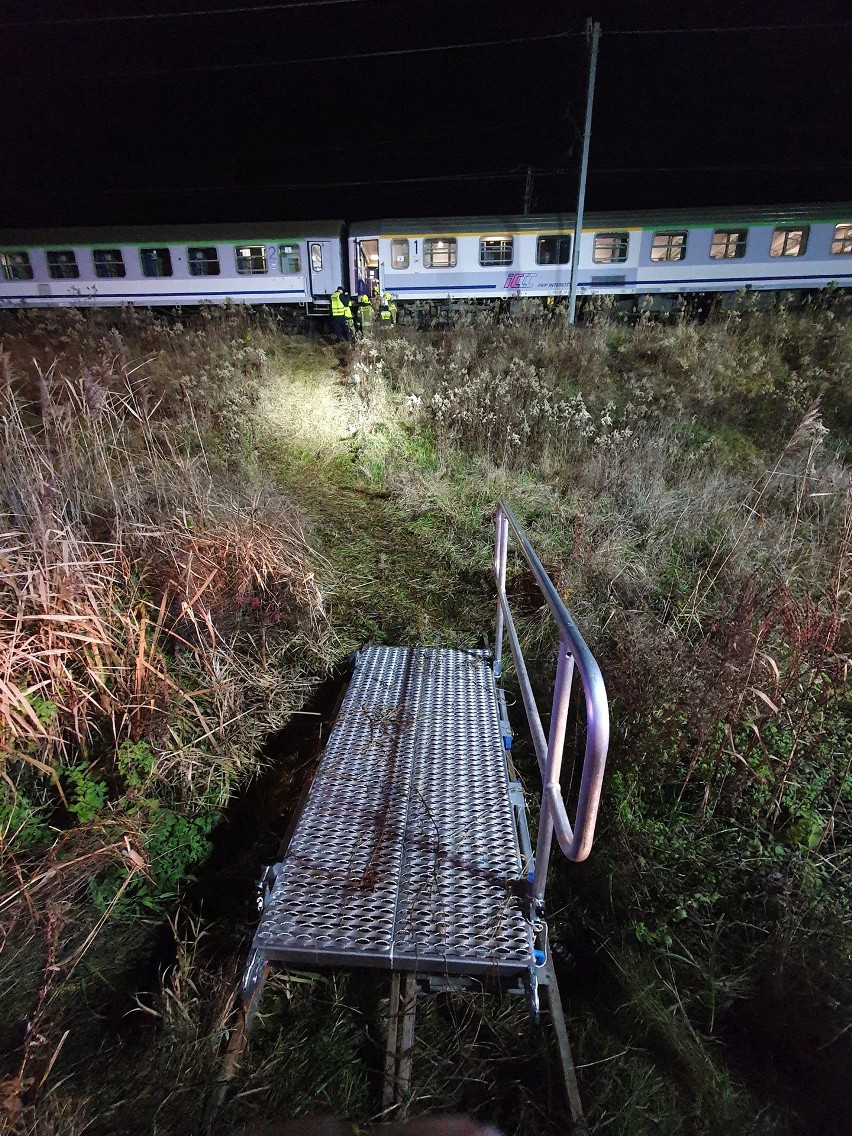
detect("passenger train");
top-left (1, 204), bottom-right (850, 317)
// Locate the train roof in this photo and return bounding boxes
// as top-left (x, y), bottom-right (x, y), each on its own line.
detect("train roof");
top-left (350, 204), bottom-right (852, 236)
top-left (0, 221), bottom-right (345, 246)
top-left (3, 207), bottom-right (850, 248)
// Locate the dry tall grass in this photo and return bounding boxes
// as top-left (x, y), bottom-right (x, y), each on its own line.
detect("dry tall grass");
top-left (356, 297), bottom-right (852, 469)
top-left (0, 310), bottom-right (331, 1134)
top-left (1, 343), bottom-right (326, 776)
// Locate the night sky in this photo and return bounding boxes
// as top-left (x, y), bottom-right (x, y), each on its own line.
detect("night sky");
top-left (2, 0), bottom-right (850, 228)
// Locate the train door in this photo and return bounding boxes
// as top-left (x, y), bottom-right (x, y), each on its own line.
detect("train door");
top-left (307, 240), bottom-right (337, 298)
top-left (357, 239), bottom-right (380, 296)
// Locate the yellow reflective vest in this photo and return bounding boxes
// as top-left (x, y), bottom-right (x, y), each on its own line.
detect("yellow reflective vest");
top-left (330, 290), bottom-right (347, 317)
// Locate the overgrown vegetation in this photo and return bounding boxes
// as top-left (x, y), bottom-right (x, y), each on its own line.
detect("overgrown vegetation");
top-left (0, 307), bottom-right (329, 1133)
top-left (1, 298), bottom-right (850, 1135)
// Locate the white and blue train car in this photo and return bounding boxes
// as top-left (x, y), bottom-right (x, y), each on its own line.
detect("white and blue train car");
top-left (349, 205), bottom-right (852, 310)
top-left (0, 222), bottom-right (346, 310)
top-left (606, 205), bottom-right (852, 303)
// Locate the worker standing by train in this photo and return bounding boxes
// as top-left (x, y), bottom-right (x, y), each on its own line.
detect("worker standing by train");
top-left (379, 290), bottom-right (397, 325)
top-left (359, 290), bottom-right (373, 330)
top-left (344, 291), bottom-right (356, 338)
top-left (330, 286), bottom-right (352, 341)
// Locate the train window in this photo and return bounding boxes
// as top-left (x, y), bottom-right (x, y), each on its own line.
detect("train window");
top-left (593, 233), bottom-right (629, 264)
top-left (650, 231), bottom-right (687, 262)
top-left (141, 247), bottom-right (173, 277)
top-left (0, 251), bottom-right (34, 281)
top-left (46, 250), bottom-right (80, 279)
top-left (479, 238), bottom-right (514, 267)
top-left (310, 243), bottom-right (323, 272)
top-left (770, 226), bottom-right (809, 257)
top-left (710, 229), bottom-right (747, 259)
top-left (391, 238), bottom-right (409, 269)
top-left (536, 236), bottom-right (571, 265)
top-left (93, 249), bottom-right (126, 278)
top-left (235, 245), bottom-right (267, 274)
top-left (830, 223), bottom-right (852, 255)
top-left (188, 247), bottom-right (220, 276)
top-left (279, 244), bottom-right (302, 274)
top-left (423, 238), bottom-right (457, 268)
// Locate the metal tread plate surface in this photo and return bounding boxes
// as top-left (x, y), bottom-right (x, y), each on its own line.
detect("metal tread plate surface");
top-left (253, 646), bottom-right (534, 976)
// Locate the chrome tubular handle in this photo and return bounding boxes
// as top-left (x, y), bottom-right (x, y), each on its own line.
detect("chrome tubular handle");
top-left (493, 501), bottom-right (610, 892)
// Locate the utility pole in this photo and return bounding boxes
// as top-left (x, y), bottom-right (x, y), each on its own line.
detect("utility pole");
top-left (567, 19), bottom-right (601, 325)
top-left (523, 166), bottom-right (534, 215)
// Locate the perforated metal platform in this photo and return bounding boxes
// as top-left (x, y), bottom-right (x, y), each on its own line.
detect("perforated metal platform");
top-left (252, 645), bottom-right (535, 977)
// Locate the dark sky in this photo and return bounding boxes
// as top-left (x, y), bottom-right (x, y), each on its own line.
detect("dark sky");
top-left (2, 0), bottom-right (850, 227)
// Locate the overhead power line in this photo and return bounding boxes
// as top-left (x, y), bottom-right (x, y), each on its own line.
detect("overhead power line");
top-left (2, 168), bottom-right (541, 200)
top-left (608, 21), bottom-right (852, 35)
top-left (4, 20), bottom-right (848, 82)
top-left (0, 0), bottom-right (375, 29)
top-left (10, 156), bottom-right (852, 202)
top-left (589, 162), bottom-right (852, 173)
top-left (1, 29), bottom-right (579, 82)
top-left (4, 5), bottom-right (850, 33)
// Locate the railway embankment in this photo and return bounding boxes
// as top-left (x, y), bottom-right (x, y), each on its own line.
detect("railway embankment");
top-left (1, 300), bottom-right (850, 1135)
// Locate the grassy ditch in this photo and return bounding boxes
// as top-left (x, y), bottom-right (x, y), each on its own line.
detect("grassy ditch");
top-left (1, 300), bottom-right (850, 1135)
top-left (0, 307), bottom-right (331, 1134)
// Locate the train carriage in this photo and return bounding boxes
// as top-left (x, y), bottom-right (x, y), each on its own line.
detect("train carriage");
top-left (0, 222), bottom-right (346, 311)
top-left (350, 205), bottom-right (852, 313)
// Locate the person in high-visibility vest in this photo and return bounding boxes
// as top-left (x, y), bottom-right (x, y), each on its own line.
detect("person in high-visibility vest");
top-left (344, 293), bottom-right (355, 337)
top-left (358, 291), bottom-right (374, 329)
top-left (330, 286), bottom-right (351, 341)
top-left (379, 291), bottom-right (397, 325)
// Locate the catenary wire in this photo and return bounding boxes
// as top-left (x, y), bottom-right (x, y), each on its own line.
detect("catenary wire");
top-left (8, 160), bottom-right (852, 201)
top-left (5, 20), bottom-right (850, 82)
top-left (584, 163), bottom-right (852, 173)
top-left (2, 170), bottom-right (540, 199)
top-left (606, 22), bottom-right (852, 35)
top-left (0, 30), bottom-right (579, 82)
top-left (3, 5), bottom-right (849, 33)
top-left (0, 0), bottom-right (378, 29)
top-left (0, 111), bottom-right (568, 181)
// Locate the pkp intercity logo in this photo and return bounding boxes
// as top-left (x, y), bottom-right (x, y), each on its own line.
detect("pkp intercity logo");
top-left (504, 272), bottom-right (537, 289)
